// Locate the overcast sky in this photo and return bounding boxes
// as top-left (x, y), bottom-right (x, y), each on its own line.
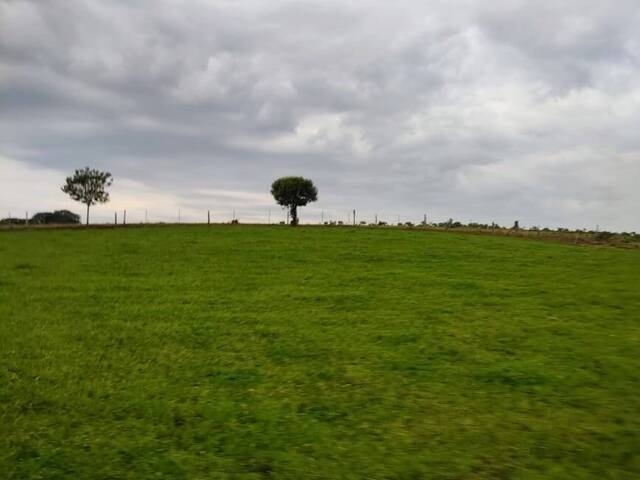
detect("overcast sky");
top-left (1, 0), bottom-right (639, 229)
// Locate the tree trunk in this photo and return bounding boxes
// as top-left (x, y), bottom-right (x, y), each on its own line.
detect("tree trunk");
top-left (290, 205), bottom-right (298, 226)
top-left (86, 203), bottom-right (90, 226)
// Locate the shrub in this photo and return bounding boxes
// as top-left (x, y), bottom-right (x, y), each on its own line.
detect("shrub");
top-left (594, 231), bottom-right (614, 241)
top-left (30, 210), bottom-right (81, 224)
top-left (469, 222), bottom-right (490, 229)
top-left (0, 218), bottom-right (26, 225)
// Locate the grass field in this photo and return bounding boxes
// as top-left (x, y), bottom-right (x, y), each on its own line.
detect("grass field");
top-left (1, 225), bottom-right (639, 479)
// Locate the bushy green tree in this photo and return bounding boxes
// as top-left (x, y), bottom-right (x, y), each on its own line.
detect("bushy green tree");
top-left (61, 168), bottom-right (112, 225)
top-left (270, 176), bottom-right (318, 225)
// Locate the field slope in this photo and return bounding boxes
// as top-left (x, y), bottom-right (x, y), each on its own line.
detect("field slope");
top-left (1, 225), bottom-right (639, 479)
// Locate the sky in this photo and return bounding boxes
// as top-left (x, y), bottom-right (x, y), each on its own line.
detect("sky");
top-left (1, 0), bottom-right (639, 230)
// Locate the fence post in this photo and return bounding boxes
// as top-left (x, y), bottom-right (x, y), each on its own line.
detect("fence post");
top-left (145, 209), bottom-right (148, 224)
top-left (178, 209), bottom-right (181, 224)
top-left (115, 212), bottom-right (117, 225)
top-left (123, 210), bottom-right (127, 225)
top-left (353, 209), bottom-right (356, 226)
top-left (207, 210), bottom-right (210, 225)
top-left (26, 212), bottom-right (29, 226)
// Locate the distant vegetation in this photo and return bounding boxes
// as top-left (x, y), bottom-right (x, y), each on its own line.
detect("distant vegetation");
top-left (1, 169), bottom-right (636, 248)
top-left (0, 210), bottom-right (80, 225)
top-left (313, 218), bottom-right (639, 247)
top-left (31, 210), bottom-right (81, 225)
top-left (0, 217), bottom-right (25, 226)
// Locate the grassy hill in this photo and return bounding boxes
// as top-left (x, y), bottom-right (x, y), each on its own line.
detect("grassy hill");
top-left (1, 225), bottom-right (639, 479)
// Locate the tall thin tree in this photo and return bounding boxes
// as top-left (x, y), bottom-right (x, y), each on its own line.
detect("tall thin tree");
top-left (61, 167), bottom-right (113, 225)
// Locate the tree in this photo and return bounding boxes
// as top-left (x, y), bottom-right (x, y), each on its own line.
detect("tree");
top-left (61, 167), bottom-right (112, 225)
top-left (270, 176), bottom-right (318, 225)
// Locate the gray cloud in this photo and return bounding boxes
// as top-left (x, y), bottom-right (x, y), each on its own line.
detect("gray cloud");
top-left (1, 0), bottom-right (639, 230)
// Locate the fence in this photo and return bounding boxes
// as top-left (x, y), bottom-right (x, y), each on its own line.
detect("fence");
top-left (2, 207), bottom-right (444, 227)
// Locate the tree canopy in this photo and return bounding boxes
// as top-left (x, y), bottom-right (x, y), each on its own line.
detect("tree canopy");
top-left (270, 176), bottom-right (318, 225)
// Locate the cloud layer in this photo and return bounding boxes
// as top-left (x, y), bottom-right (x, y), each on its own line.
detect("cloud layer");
top-left (1, 0), bottom-right (639, 229)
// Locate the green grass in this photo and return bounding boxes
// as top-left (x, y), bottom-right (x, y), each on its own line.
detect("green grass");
top-left (1, 225), bottom-right (639, 479)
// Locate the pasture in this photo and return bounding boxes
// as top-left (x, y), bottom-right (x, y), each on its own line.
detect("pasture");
top-left (1, 225), bottom-right (639, 479)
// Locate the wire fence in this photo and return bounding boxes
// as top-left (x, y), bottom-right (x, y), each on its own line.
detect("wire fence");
top-left (2, 207), bottom-right (448, 227)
